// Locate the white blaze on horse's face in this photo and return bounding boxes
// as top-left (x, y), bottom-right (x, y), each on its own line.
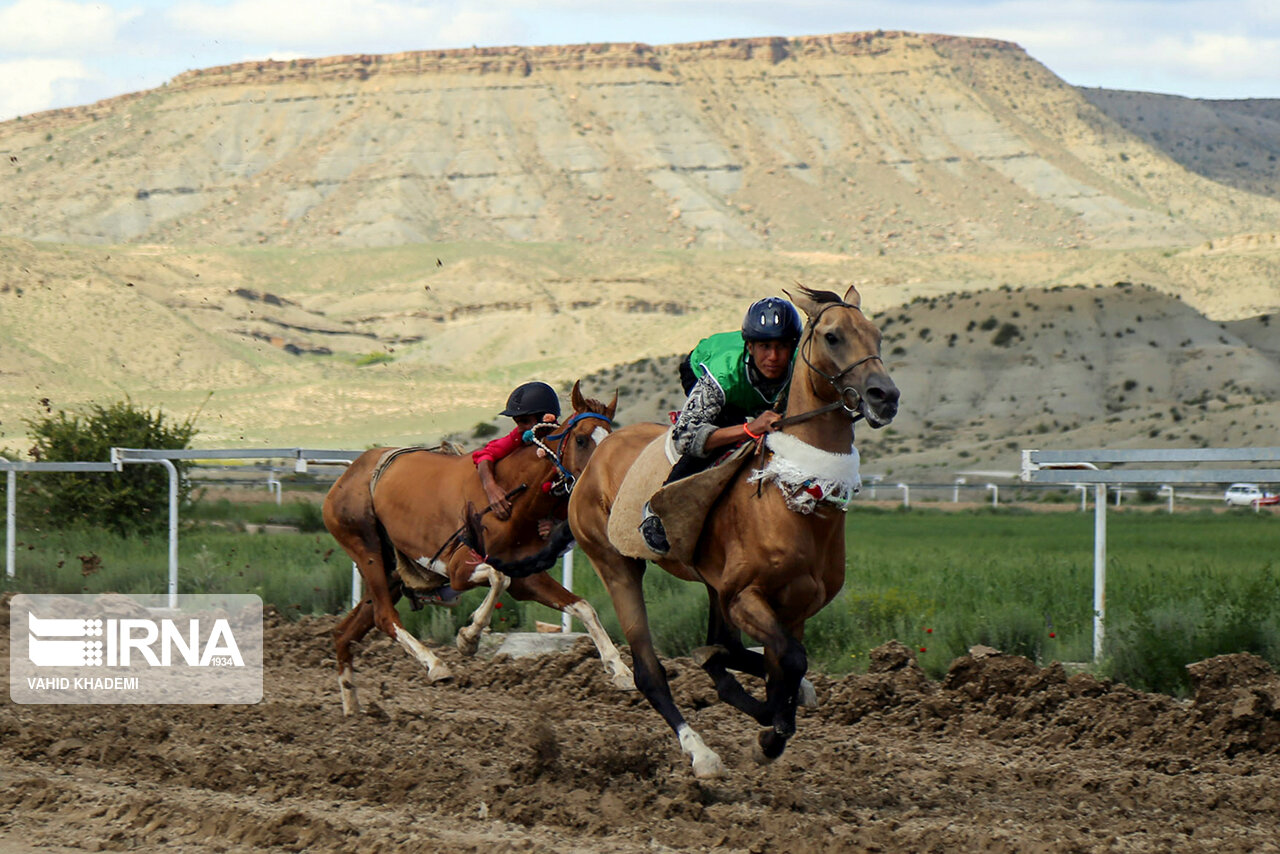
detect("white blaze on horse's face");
top-left (591, 426), bottom-right (609, 446)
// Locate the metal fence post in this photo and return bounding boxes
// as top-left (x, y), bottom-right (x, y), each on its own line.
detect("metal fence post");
top-left (5, 470), bottom-right (14, 579)
top-left (1093, 483), bottom-right (1107, 663)
top-left (561, 550), bottom-right (575, 633)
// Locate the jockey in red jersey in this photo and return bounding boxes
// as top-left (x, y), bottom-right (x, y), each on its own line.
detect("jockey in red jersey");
top-left (472, 381), bottom-right (560, 520)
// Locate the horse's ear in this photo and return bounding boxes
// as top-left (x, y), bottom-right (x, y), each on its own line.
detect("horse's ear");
top-left (843, 284), bottom-right (862, 309)
top-left (606, 389), bottom-right (618, 420)
top-left (783, 285), bottom-right (820, 319)
top-left (570, 379), bottom-right (586, 413)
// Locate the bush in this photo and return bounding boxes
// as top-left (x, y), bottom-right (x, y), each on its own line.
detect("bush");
top-left (992, 322), bottom-right (1021, 347)
top-left (25, 399), bottom-right (198, 534)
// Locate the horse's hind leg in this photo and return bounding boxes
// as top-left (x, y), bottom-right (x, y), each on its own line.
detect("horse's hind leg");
top-left (333, 598), bottom-right (376, 715)
top-left (587, 546), bottom-right (724, 778)
top-left (508, 572), bottom-right (635, 690)
top-left (726, 588), bottom-right (808, 763)
top-left (335, 531), bottom-right (453, 686)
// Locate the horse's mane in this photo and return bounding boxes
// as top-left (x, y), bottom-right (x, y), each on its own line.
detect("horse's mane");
top-left (794, 284), bottom-right (847, 306)
top-left (576, 395), bottom-right (611, 415)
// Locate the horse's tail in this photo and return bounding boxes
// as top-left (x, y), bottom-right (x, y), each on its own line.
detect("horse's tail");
top-left (458, 515), bottom-right (576, 579)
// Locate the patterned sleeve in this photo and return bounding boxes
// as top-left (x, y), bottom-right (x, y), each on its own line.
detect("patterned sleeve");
top-left (671, 373), bottom-right (726, 458)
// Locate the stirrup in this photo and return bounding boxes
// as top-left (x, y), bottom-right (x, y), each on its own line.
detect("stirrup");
top-left (639, 514), bottom-right (670, 555)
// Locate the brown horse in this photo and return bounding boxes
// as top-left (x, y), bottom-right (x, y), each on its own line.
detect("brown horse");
top-left (323, 382), bottom-right (632, 716)
top-left (568, 286), bottom-right (899, 777)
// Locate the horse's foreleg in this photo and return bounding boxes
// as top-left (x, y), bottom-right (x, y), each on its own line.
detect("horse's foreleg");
top-left (507, 573), bottom-right (635, 690)
top-left (332, 598), bottom-right (377, 715)
top-left (455, 562), bottom-right (510, 656)
top-left (564, 598), bottom-right (636, 691)
top-left (693, 634), bottom-right (818, 709)
top-left (726, 588), bottom-right (807, 763)
top-left (692, 591), bottom-right (771, 724)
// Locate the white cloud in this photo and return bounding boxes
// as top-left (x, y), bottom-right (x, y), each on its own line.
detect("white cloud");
top-left (164, 0), bottom-right (522, 52)
top-left (1170, 32), bottom-right (1280, 81)
top-left (0, 57), bottom-right (97, 118)
top-left (0, 0), bottom-right (139, 54)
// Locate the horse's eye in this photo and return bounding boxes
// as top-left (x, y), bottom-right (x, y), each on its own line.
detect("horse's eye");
top-left (824, 332), bottom-right (840, 346)
top-left (576, 436), bottom-right (588, 448)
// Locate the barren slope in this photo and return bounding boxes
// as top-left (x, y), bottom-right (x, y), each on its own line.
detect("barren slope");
top-left (1083, 89), bottom-right (1280, 200)
top-left (3, 32), bottom-right (1278, 252)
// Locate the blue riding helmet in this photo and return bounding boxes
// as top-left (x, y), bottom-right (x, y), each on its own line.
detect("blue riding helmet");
top-left (741, 297), bottom-right (802, 343)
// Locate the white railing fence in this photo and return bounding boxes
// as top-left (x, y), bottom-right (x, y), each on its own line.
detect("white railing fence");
top-left (5, 447), bottom-right (581, 626)
top-left (1021, 447), bottom-right (1280, 663)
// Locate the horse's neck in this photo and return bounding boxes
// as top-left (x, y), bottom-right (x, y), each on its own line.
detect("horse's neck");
top-left (493, 445), bottom-right (557, 513)
top-left (782, 372), bottom-right (855, 454)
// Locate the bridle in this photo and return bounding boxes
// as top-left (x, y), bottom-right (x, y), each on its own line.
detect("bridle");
top-left (775, 301), bottom-right (884, 431)
top-left (528, 411), bottom-right (614, 496)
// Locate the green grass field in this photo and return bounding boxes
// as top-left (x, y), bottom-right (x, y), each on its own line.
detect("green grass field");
top-left (4, 502), bottom-right (1277, 695)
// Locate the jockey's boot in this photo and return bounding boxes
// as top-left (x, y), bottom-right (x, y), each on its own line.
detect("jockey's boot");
top-left (638, 503), bottom-right (670, 556)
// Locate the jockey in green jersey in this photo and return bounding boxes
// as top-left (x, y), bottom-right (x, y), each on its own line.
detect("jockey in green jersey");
top-left (640, 297), bottom-right (802, 555)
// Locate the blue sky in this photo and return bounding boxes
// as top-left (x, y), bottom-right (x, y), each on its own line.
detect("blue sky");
top-left (1, 0), bottom-right (1277, 121)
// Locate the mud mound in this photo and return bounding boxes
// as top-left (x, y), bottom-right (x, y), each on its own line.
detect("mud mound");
top-left (3, 614), bottom-right (1279, 852)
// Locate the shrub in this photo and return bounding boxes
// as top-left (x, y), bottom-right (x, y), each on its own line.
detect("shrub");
top-left (354, 351), bottom-right (394, 367)
top-left (992, 323), bottom-right (1021, 347)
top-left (24, 399), bottom-right (198, 534)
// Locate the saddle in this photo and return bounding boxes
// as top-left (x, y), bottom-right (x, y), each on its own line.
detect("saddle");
top-left (607, 429), bottom-right (756, 564)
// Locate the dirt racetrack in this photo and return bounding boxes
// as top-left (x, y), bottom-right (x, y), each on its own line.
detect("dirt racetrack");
top-left (3, 595), bottom-right (1280, 853)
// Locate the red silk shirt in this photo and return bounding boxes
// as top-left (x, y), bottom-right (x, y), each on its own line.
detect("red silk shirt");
top-left (471, 427), bottom-right (525, 466)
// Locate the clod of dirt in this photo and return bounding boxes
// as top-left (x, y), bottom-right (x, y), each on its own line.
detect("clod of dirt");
top-left (1187, 652), bottom-right (1280, 755)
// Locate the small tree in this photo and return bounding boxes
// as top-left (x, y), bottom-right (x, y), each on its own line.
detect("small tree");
top-left (26, 399), bottom-right (199, 533)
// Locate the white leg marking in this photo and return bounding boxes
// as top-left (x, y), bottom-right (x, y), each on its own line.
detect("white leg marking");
top-left (392, 624), bottom-right (452, 682)
top-left (565, 600), bottom-right (635, 690)
top-left (678, 723), bottom-right (725, 779)
top-left (338, 663), bottom-right (360, 717)
top-left (590, 426), bottom-right (609, 446)
top-left (798, 676), bottom-right (818, 708)
top-left (456, 563), bottom-right (509, 656)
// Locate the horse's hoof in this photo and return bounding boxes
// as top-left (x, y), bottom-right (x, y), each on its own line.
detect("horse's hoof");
top-left (690, 645), bottom-right (729, 667)
top-left (609, 664), bottom-right (637, 691)
top-left (427, 664), bottom-right (453, 683)
top-left (756, 728), bottom-right (788, 762)
top-left (456, 631), bottom-right (480, 657)
top-left (692, 751), bottom-right (726, 779)
top-left (797, 677), bottom-right (818, 708)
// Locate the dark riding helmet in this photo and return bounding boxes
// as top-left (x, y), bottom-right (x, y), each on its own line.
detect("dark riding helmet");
top-left (741, 297), bottom-right (802, 343)
top-left (499, 381), bottom-right (562, 418)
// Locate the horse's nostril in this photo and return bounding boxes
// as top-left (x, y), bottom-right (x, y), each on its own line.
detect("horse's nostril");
top-left (865, 387), bottom-right (885, 403)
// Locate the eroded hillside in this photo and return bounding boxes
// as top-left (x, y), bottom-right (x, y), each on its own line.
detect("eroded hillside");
top-left (1083, 89), bottom-right (1280, 201)
top-left (3, 32), bottom-right (1278, 252)
top-left (578, 283), bottom-right (1280, 480)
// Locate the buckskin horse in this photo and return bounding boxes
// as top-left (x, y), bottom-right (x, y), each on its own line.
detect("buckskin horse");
top-left (567, 286), bottom-right (899, 777)
top-left (323, 382), bottom-right (633, 715)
